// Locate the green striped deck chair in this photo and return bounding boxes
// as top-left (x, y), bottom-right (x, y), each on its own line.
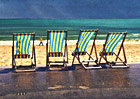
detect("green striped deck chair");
top-left (99, 32), bottom-right (129, 68)
top-left (72, 29), bottom-right (101, 69)
top-left (12, 33), bottom-right (36, 72)
top-left (46, 30), bottom-right (68, 69)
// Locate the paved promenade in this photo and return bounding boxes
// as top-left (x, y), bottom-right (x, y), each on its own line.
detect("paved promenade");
top-left (0, 64), bottom-right (140, 99)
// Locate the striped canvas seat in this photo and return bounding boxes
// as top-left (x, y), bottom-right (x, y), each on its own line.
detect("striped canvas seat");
top-left (72, 52), bottom-right (86, 56)
top-left (15, 54), bottom-right (30, 59)
top-left (100, 32), bottom-right (125, 56)
top-left (48, 52), bottom-right (63, 57)
top-left (15, 33), bottom-right (32, 59)
top-left (49, 30), bottom-right (65, 57)
top-left (72, 30), bottom-right (95, 56)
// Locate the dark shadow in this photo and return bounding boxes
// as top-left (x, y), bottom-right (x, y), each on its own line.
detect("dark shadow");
top-left (0, 64), bottom-right (136, 74)
top-left (0, 68), bottom-right (12, 74)
top-left (99, 63), bottom-right (109, 69)
top-left (36, 65), bottom-right (76, 72)
top-left (36, 67), bottom-right (49, 71)
top-left (72, 64), bottom-right (108, 70)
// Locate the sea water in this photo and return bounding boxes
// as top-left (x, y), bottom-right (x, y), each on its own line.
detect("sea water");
top-left (0, 19), bottom-right (140, 40)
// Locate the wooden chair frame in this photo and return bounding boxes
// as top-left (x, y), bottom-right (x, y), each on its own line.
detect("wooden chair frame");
top-left (12, 33), bottom-right (36, 72)
top-left (46, 30), bottom-right (68, 69)
top-left (72, 29), bottom-right (101, 69)
top-left (99, 32), bottom-right (129, 68)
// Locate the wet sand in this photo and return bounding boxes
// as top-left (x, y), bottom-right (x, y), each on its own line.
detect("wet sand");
top-left (0, 64), bottom-right (140, 98)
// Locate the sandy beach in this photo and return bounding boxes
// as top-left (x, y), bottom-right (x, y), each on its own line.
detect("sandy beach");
top-left (0, 40), bottom-right (140, 67)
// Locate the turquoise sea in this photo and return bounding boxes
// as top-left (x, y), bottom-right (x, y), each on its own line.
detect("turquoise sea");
top-left (0, 19), bottom-right (140, 40)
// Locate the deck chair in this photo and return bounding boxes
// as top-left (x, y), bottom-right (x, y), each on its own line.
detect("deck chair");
top-left (12, 33), bottom-right (36, 72)
top-left (99, 32), bottom-right (129, 68)
top-left (46, 30), bottom-right (68, 69)
top-left (72, 29), bottom-right (101, 69)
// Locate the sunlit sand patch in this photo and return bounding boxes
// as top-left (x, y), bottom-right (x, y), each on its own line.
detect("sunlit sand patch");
top-left (79, 86), bottom-right (89, 89)
top-left (48, 85), bottom-right (64, 90)
top-left (15, 59), bottom-right (32, 66)
top-left (0, 44), bottom-right (140, 66)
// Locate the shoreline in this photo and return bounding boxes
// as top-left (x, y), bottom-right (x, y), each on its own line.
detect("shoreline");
top-left (0, 39), bottom-right (140, 45)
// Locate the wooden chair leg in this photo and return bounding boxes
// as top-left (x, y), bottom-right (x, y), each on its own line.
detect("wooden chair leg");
top-left (99, 53), bottom-right (111, 67)
top-left (98, 56), bottom-right (102, 65)
top-left (87, 57), bottom-right (91, 66)
top-left (113, 52), bottom-right (129, 68)
top-left (72, 56), bottom-right (75, 65)
top-left (114, 52), bottom-right (125, 63)
top-left (122, 45), bottom-right (127, 63)
top-left (12, 59), bottom-right (15, 70)
top-left (46, 56), bottom-right (49, 67)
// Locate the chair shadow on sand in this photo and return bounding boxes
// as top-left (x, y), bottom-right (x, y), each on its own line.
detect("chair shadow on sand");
top-left (36, 65), bottom-right (76, 72)
top-left (0, 64), bottom-right (109, 74)
top-left (36, 63), bottom-right (109, 72)
top-left (0, 68), bottom-right (12, 74)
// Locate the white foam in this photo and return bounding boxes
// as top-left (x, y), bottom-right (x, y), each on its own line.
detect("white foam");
top-left (0, 40), bottom-right (140, 45)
